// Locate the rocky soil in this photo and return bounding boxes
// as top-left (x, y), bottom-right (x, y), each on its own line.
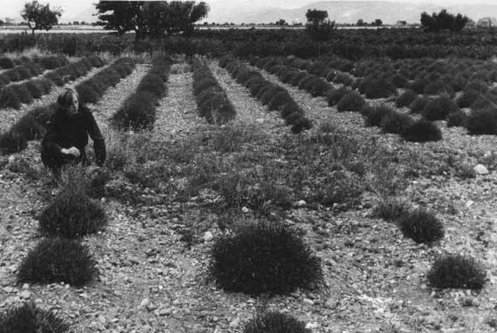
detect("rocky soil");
top-left (1, 58), bottom-right (497, 333)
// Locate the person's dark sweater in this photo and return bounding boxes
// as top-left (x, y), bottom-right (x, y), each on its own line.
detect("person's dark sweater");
top-left (41, 106), bottom-right (106, 171)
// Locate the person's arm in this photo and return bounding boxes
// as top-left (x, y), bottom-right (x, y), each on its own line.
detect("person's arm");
top-left (84, 109), bottom-right (106, 166)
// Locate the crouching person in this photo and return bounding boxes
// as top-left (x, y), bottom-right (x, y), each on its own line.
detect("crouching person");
top-left (41, 88), bottom-right (106, 178)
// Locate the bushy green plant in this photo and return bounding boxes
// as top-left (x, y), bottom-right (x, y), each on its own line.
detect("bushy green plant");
top-left (17, 238), bottom-right (97, 287)
top-left (422, 95), bottom-right (458, 121)
top-left (447, 110), bottom-right (468, 127)
top-left (423, 80), bottom-right (453, 96)
top-left (291, 118), bottom-right (313, 134)
top-left (337, 91), bottom-right (365, 112)
top-left (39, 179), bottom-right (107, 238)
top-left (402, 119), bottom-right (442, 142)
top-left (325, 87), bottom-right (350, 106)
top-left (362, 77), bottom-right (397, 99)
top-left (466, 107), bottom-right (497, 135)
top-left (398, 208), bottom-right (444, 244)
top-left (0, 86), bottom-right (22, 109)
top-left (0, 302), bottom-right (69, 333)
top-left (210, 221), bottom-right (323, 295)
top-left (362, 104), bottom-right (395, 127)
top-left (396, 89), bottom-right (417, 107)
top-left (301, 76), bottom-right (330, 97)
top-left (111, 92), bottom-right (156, 130)
top-left (427, 254), bottom-right (486, 290)
top-left (75, 83), bottom-right (100, 104)
top-left (409, 77), bottom-right (428, 94)
top-left (457, 89), bottom-right (480, 108)
top-left (0, 57), bottom-right (15, 69)
top-left (137, 73), bottom-right (166, 98)
top-left (372, 198), bottom-right (409, 222)
top-left (243, 312), bottom-right (311, 333)
top-left (0, 131), bottom-right (27, 154)
top-left (409, 96), bottom-right (429, 114)
top-left (380, 110), bottom-right (414, 135)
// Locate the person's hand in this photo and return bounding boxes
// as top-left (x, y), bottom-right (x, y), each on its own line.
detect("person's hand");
top-left (61, 147), bottom-right (80, 157)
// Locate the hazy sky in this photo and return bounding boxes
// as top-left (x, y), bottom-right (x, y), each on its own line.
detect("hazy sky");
top-left (1, 0), bottom-right (496, 21)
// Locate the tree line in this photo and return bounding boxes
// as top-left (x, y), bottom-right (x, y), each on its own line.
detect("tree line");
top-left (17, 1), bottom-right (472, 38)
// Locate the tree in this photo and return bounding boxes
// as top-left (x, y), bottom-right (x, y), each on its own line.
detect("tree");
top-left (305, 9), bottom-right (328, 25)
top-left (453, 13), bottom-right (469, 32)
top-left (95, 1), bottom-right (145, 38)
top-left (158, 1), bottom-right (209, 36)
top-left (420, 9), bottom-right (469, 32)
top-left (305, 9), bottom-right (335, 41)
top-left (356, 19), bottom-right (365, 26)
top-left (0, 19), bottom-right (4, 26)
top-left (373, 19), bottom-right (383, 26)
top-left (96, 1), bottom-right (209, 38)
top-left (275, 19), bottom-right (288, 26)
top-left (21, 0), bottom-right (62, 36)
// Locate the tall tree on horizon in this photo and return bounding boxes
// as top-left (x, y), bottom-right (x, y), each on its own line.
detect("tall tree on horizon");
top-left (96, 0), bottom-right (209, 39)
top-left (21, 0), bottom-right (62, 36)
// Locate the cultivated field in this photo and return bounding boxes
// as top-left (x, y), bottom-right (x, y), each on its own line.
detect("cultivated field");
top-left (1, 30), bottom-right (497, 333)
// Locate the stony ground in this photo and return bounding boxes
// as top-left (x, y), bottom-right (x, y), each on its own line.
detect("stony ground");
top-left (1, 58), bottom-right (497, 333)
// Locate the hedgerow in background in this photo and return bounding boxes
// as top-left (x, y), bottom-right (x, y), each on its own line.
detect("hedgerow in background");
top-left (397, 208), bottom-right (444, 244)
top-left (243, 312), bottom-right (311, 333)
top-left (427, 254), bottom-right (486, 290)
top-left (17, 238), bottom-right (97, 287)
top-left (210, 221), bottom-right (323, 295)
top-left (0, 302), bottom-right (69, 333)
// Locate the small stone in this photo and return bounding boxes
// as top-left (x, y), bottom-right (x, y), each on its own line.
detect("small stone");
top-left (139, 298), bottom-right (150, 309)
top-left (303, 298), bottom-right (314, 305)
top-left (461, 297), bottom-right (479, 307)
top-left (295, 200), bottom-right (307, 207)
top-left (465, 200), bottom-right (474, 208)
top-left (305, 322), bottom-right (319, 329)
top-left (474, 164), bottom-right (489, 175)
top-left (158, 307), bottom-right (172, 316)
top-left (256, 118), bottom-right (264, 124)
top-left (145, 249), bottom-right (156, 257)
top-left (19, 290), bottom-right (31, 299)
top-left (241, 207), bottom-right (249, 213)
top-left (3, 287), bottom-right (15, 293)
top-left (229, 317), bottom-right (240, 328)
top-left (203, 231), bottom-right (214, 242)
top-left (146, 302), bottom-right (158, 312)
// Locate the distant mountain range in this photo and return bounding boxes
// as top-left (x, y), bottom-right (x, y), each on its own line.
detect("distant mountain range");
top-left (63, 1), bottom-right (497, 25)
